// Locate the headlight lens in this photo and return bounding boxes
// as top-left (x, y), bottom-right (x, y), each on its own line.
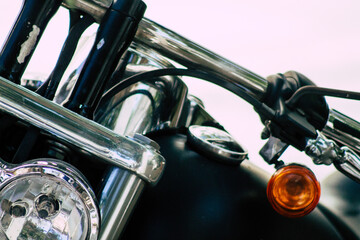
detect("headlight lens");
top-left (0, 159), bottom-right (99, 240)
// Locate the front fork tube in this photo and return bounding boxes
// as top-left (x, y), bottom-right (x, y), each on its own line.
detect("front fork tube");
top-left (98, 167), bottom-right (145, 240)
top-left (0, 0), bottom-right (61, 84)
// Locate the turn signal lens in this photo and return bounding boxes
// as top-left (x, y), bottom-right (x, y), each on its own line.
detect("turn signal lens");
top-left (267, 164), bottom-right (320, 218)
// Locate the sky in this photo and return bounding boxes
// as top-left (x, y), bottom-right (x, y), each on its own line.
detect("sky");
top-left (1, 1), bottom-right (360, 179)
top-left (143, 0), bottom-right (360, 179)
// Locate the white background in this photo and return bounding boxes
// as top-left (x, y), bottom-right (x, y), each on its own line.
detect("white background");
top-left (1, 1), bottom-right (360, 180)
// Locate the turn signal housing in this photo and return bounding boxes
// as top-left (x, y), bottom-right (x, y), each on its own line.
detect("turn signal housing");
top-left (267, 164), bottom-right (320, 218)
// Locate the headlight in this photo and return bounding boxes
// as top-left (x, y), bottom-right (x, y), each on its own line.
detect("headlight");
top-left (0, 159), bottom-right (100, 240)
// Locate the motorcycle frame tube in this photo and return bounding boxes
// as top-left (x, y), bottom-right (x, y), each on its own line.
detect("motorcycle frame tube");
top-left (0, 76), bottom-right (165, 185)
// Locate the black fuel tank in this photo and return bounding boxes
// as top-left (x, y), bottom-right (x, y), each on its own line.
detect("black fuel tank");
top-left (122, 133), bottom-right (355, 239)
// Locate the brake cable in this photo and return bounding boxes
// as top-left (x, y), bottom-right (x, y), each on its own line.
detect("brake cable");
top-left (95, 68), bottom-right (276, 120)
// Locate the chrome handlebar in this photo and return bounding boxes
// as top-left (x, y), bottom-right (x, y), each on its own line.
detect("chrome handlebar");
top-left (62, 0), bottom-right (269, 100)
top-left (135, 14), bottom-right (360, 182)
top-left (61, 0), bottom-right (360, 182)
top-left (1, 0), bottom-right (360, 238)
top-left (134, 18), bottom-right (269, 100)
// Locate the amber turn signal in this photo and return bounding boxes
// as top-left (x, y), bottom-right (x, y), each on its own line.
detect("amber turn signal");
top-left (267, 164), bottom-right (321, 218)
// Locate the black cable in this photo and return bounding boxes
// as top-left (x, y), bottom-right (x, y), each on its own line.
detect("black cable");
top-left (95, 89), bottom-right (157, 124)
top-left (95, 68), bottom-right (276, 120)
top-left (286, 85), bottom-right (360, 108)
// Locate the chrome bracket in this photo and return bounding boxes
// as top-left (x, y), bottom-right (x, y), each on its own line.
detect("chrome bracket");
top-left (306, 132), bottom-right (360, 182)
top-left (0, 77), bottom-right (165, 185)
top-left (305, 132), bottom-right (341, 165)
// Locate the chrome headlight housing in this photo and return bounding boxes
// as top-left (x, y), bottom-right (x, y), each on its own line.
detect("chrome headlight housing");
top-left (0, 159), bottom-right (100, 240)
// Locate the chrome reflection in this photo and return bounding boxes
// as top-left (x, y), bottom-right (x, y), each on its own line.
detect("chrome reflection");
top-left (97, 81), bottom-right (161, 135)
top-left (0, 159), bottom-right (99, 240)
top-left (98, 168), bottom-right (145, 240)
top-left (55, 34), bottom-right (188, 134)
top-left (21, 72), bottom-right (47, 91)
top-left (62, 0), bottom-right (109, 22)
top-left (0, 76), bottom-right (165, 185)
top-left (95, 44), bottom-right (188, 134)
top-left (184, 95), bottom-right (221, 128)
top-left (323, 109), bottom-right (360, 154)
top-left (306, 132), bottom-right (360, 183)
top-left (134, 18), bottom-right (268, 100)
top-left (188, 125), bottom-right (248, 164)
top-left (95, 44), bottom-right (187, 238)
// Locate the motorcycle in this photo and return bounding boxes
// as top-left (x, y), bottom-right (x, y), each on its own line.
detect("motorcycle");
top-left (0, 0), bottom-right (360, 239)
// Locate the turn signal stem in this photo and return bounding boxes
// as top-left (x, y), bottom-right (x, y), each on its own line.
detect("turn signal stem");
top-left (267, 164), bottom-right (321, 218)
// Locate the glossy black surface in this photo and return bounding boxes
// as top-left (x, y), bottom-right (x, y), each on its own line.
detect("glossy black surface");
top-left (63, 0), bottom-right (146, 118)
top-left (122, 133), bottom-right (352, 239)
top-left (112, 0), bottom-right (144, 18)
top-left (321, 170), bottom-right (360, 238)
top-left (0, 0), bottom-right (61, 84)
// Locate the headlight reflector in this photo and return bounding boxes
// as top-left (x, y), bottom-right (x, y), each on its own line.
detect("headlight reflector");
top-left (0, 159), bottom-right (99, 239)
